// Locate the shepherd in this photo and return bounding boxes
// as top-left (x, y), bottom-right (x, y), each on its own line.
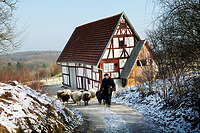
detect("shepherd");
top-left (100, 73), bottom-right (116, 107)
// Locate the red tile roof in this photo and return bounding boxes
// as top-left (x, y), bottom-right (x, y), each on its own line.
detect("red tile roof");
top-left (57, 13), bottom-right (122, 66)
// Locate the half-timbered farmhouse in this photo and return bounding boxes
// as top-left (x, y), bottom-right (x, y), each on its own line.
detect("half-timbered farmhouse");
top-left (57, 12), bottom-right (156, 90)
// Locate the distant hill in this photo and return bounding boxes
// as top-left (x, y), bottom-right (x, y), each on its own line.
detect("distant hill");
top-left (0, 51), bottom-right (61, 69)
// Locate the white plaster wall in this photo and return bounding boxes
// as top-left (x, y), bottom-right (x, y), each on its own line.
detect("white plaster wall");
top-left (114, 79), bottom-right (122, 91)
top-left (126, 48), bottom-right (133, 55)
top-left (62, 62), bottom-right (67, 66)
top-left (77, 77), bottom-right (82, 88)
top-left (93, 67), bottom-right (98, 72)
top-left (102, 49), bottom-right (109, 59)
top-left (119, 59), bottom-right (127, 68)
top-left (69, 63), bottom-right (75, 66)
top-left (77, 68), bottom-right (83, 76)
top-left (62, 66), bottom-right (67, 74)
top-left (63, 75), bottom-right (69, 85)
top-left (87, 69), bottom-right (92, 78)
top-left (108, 51), bottom-right (113, 58)
top-left (86, 65), bottom-right (91, 68)
top-left (114, 49), bottom-right (123, 58)
top-left (113, 38), bottom-right (118, 48)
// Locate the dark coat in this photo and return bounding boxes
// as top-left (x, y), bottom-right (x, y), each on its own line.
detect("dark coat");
top-left (100, 77), bottom-right (116, 95)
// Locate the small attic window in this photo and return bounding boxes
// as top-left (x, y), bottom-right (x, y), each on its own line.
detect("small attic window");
top-left (122, 23), bottom-right (125, 28)
top-left (137, 60), bottom-right (141, 66)
top-left (119, 41), bottom-right (124, 47)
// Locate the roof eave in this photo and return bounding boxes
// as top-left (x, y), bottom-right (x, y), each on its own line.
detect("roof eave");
top-left (56, 61), bottom-right (98, 66)
top-left (120, 40), bottom-right (146, 79)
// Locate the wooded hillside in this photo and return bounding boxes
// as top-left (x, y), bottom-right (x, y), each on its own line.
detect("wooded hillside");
top-left (0, 51), bottom-right (60, 68)
top-left (0, 51), bottom-right (62, 88)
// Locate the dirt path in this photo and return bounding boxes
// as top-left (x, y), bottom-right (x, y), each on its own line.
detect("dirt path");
top-left (42, 85), bottom-right (159, 133)
top-left (67, 100), bottom-right (159, 133)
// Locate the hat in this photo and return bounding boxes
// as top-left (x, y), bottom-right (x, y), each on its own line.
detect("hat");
top-left (104, 73), bottom-right (109, 76)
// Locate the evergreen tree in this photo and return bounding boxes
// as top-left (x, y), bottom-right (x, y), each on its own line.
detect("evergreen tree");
top-left (42, 63), bottom-right (47, 68)
top-left (7, 62), bottom-right (12, 71)
top-left (8, 62), bottom-right (12, 67)
top-left (16, 62), bottom-right (22, 70)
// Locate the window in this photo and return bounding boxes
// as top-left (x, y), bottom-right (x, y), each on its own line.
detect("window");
top-left (141, 60), bottom-right (147, 66)
top-left (119, 41), bottom-right (124, 47)
top-left (88, 79), bottom-right (90, 84)
top-left (109, 63), bottom-right (114, 71)
top-left (137, 60), bottom-right (150, 67)
top-left (119, 59), bottom-right (127, 68)
top-left (137, 60), bottom-right (141, 66)
top-left (111, 72), bottom-right (119, 78)
top-left (104, 63), bottom-right (114, 72)
top-left (122, 23), bottom-right (125, 28)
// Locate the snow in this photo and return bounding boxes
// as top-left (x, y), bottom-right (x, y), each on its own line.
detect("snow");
top-left (99, 108), bottom-right (129, 133)
top-left (112, 75), bottom-right (200, 132)
top-left (0, 81), bottom-right (83, 132)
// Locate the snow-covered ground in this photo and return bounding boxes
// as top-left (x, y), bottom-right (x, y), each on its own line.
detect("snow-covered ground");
top-left (99, 108), bottom-right (129, 133)
top-left (0, 81), bottom-right (83, 133)
top-left (112, 76), bottom-right (200, 132)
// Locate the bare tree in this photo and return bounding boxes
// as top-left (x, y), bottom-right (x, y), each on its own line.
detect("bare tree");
top-left (0, 0), bottom-right (25, 53)
top-left (147, 0), bottom-right (200, 99)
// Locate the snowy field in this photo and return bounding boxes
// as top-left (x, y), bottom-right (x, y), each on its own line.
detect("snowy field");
top-left (0, 81), bottom-right (83, 132)
top-left (112, 77), bottom-right (200, 132)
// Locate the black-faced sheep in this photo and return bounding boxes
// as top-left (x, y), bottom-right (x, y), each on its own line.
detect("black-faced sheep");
top-left (96, 90), bottom-right (103, 104)
top-left (60, 92), bottom-right (70, 104)
top-left (81, 91), bottom-right (91, 106)
top-left (57, 90), bottom-right (64, 100)
top-left (71, 91), bottom-right (82, 105)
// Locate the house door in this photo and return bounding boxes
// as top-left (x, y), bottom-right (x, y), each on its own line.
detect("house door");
top-left (69, 67), bottom-right (76, 89)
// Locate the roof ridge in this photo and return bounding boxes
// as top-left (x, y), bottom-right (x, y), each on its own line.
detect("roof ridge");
top-left (76, 12), bottom-right (123, 28)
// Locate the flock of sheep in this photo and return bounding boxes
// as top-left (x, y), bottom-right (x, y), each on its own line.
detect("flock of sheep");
top-left (57, 89), bottom-right (98, 106)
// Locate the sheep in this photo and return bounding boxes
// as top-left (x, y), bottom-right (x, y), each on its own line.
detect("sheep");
top-left (71, 91), bottom-right (82, 105)
top-left (89, 89), bottom-right (96, 99)
top-left (60, 92), bottom-right (70, 104)
top-left (57, 90), bottom-right (64, 100)
top-left (81, 91), bottom-right (91, 106)
top-left (72, 90), bottom-right (78, 93)
top-left (96, 90), bottom-right (103, 104)
top-left (63, 89), bottom-right (71, 95)
top-left (79, 89), bottom-right (85, 93)
top-left (70, 92), bottom-right (76, 103)
top-left (71, 90), bottom-right (77, 103)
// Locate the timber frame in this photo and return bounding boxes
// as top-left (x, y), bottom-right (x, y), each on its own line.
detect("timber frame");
top-left (57, 12), bottom-right (157, 90)
top-left (61, 63), bottom-right (102, 90)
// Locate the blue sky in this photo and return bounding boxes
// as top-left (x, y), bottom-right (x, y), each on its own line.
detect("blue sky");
top-left (15, 0), bottom-right (154, 52)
